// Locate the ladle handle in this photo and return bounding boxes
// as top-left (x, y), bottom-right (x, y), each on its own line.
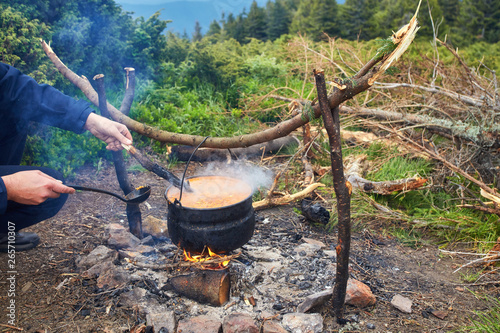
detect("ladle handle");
top-left (121, 143), bottom-right (187, 190)
top-left (68, 185), bottom-right (127, 202)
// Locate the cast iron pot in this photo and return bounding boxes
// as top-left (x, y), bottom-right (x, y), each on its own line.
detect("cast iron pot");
top-left (165, 176), bottom-right (255, 254)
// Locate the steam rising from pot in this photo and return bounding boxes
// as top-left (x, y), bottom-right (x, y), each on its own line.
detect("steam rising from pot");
top-left (198, 160), bottom-right (274, 193)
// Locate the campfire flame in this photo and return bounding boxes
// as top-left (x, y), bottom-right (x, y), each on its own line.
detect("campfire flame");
top-left (183, 247), bottom-right (231, 269)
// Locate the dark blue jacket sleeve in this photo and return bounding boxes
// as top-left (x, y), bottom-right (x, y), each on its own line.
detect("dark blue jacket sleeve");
top-left (0, 62), bottom-right (94, 214)
top-left (0, 178), bottom-right (6, 215)
top-left (0, 62), bottom-right (93, 134)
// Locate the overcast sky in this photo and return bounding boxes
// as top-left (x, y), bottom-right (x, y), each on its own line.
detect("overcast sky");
top-left (115, 0), bottom-right (268, 36)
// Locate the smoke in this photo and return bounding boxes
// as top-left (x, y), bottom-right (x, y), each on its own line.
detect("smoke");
top-left (195, 160), bottom-right (274, 193)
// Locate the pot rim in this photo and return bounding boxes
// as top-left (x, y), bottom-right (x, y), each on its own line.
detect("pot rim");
top-left (164, 175), bottom-right (253, 211)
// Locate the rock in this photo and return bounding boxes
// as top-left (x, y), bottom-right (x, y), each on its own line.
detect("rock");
top-left (140, 235), bottom-right (156, 246)
top-left (119, 287), bottom-right (148, 308)
top-left (322, 250), bottom-right (337, 258)
top-left (177, 315), bottom-right (222, 333)
top-left (262, 320), bottom-right (288, 333)
top-left (345, 279), bottom-right (376, 308)
top-left (142, 215), bottom-right (169, 239)
top-left (81, 261), bottom-right (115, 279)
top-left (245, 246), bottom-right (283, 262)
top-left (293, 243), bottom-right (321, 257)
top-left (118, 245), bottom-right (156, 260)
top-left (391, 294), bottom-right (412, 313)
top-left (282, 313), bottom-right (323, 333)
top-left (96, 264), bottom-right (131, 289)
top-left (297, 289), bottom-right (332, 313)
top-left (106, 223), bottom-right (141, 249)
top-left (222, 313), bottom-right (259, 333)
top-left (147, 310), bottom-right (177, 333)
top-left (431, 310), bottom-right (448, 320)
top-left (302, 237), bottom-right (326, 248)
top-left (76, 245), bottom-right (118, 269)
top-left (367, 323), bottom-right (376, 329)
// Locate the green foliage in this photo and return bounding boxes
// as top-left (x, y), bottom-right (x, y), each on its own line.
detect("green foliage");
top-left (0, 5), bottom-right (52, 74)
top-left (339, 0), bottom-right (379, 40)
top-left (459, 0), bottom-right (500, 44)
top-left (465, 295), bottom-right (500, 332)
top-left (22, 126), bottom-right (109, 177)
top-left (266, 0), bottom-right (291, 41)
top-left (246, 1), bottom-right (268, 41)
top-left (389, 227), bottom-right (424, 248)
top-left (244, 54), bottom-right (288, 79)
top-left (290, 0), bottom-right (340, 41)
top-left (368, 156), bottom-right (432, 181)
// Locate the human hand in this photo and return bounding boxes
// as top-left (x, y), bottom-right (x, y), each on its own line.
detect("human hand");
top-left (84, 113), bottom-right (133, 151)
top-left (2, 170), bottom-right (75, 205)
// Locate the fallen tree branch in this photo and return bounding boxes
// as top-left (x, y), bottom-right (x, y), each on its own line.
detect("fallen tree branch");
top-left (41, 26), bottom-right (411, 149)
top-left (377, 123), bottom-right (500, 199)
top-left (374, 82), bottom-right (500, 112)
top-left (252, 183), bottom-right (325, 210)
top-left (170, 136), bottom-right (299, 162)
top-left (344, 155), bottom-right (428, 195)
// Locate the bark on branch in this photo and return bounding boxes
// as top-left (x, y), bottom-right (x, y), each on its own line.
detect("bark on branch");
top-left (345, 155), bottom-right (428, 195)
top-left (315, 70), bottom-right (351, 323)
top-left (41, 40), bottom-right (381, 148)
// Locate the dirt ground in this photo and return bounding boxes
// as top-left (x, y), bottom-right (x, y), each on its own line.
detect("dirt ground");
top-left (0, 160), bottom-right (498, 333)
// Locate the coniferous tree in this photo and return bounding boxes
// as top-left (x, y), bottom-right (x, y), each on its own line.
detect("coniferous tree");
top-left (192, 20), bottom-right (203, 42)
top-left (290, 0), bottom-right (318, 39)
top-left (459, 0), bottom-right (500, 43)
top-left (315, 0), bottom-right (340, 38)
top-left (374, 0), bottom-right (442, 39)
top-left (266, 0), bottom-right (291, 40)
top-left (339, 0), bottom-right (379, 40)
top-left (207, 19), bottom-right (222, 36)
top-left (438, 0), bottom-right (460, 27)
top-left (246, 0), bottom-right (268, 41)
top-left (290, 0), bottom-right (339, 40)
top-left (223, 12), bottom-right (248, 43)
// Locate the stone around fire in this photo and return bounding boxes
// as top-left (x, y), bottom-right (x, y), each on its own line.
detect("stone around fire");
top-left (106, 223), bottom-right (141, 249)
top-left (222, 313), bottom-right (259, 333)
top-left (282, 313), bottom-right (324, 333)
top-left (345, 279), bottom-right (377, 308)
top-left (177, 315), bottom-right (222, 333)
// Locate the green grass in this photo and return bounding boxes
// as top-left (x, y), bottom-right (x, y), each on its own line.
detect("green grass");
top-left (463, 295), bottom-right (500, 333)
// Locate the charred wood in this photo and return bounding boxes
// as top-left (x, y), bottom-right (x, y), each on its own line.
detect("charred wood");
top-left (314, 69), bottom-right (351, 323)
top-left (162, 269), bottom-right (231, 306)
top-left (300, 198), bottom-right (330, 225)
top-left (94, 74), bottom-right (143, 239)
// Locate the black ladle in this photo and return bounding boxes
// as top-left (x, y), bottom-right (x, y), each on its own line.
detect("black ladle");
top-left (67, 185), bottom-right (151, 204)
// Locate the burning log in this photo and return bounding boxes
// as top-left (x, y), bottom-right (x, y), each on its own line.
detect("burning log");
top-left (162, 269), bottom-right (231, 306)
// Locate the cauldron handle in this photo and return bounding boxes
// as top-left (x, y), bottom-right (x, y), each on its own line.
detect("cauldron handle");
top-left (178, 136), bottom-right (210, 202)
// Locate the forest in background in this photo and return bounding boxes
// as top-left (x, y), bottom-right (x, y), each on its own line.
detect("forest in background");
top-left (2, 0), bottom-right (499, 88)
